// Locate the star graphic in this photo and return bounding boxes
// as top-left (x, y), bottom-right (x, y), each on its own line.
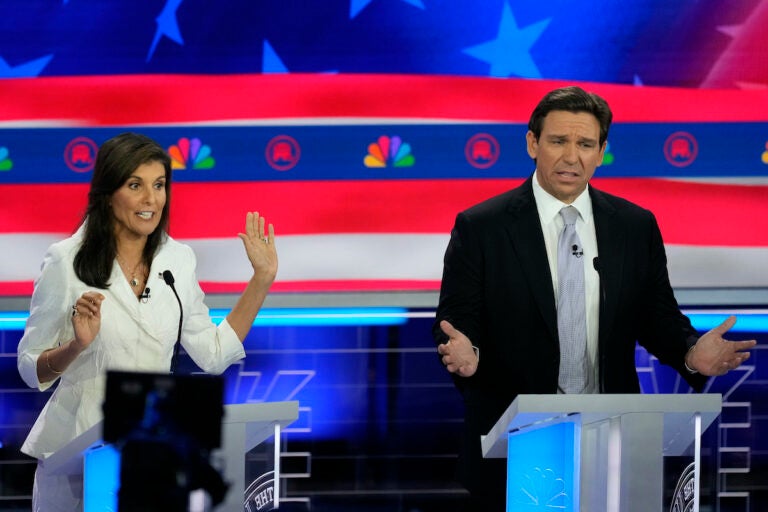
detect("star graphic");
top-left (0, 55), bottom-right (53, 78)
top-left (462, 1), bottom-right (549, 78)
top-left (703, 1), bottom-right (768, 88)
top-left (716, 24), bottom-right (741, 39)
top-left (734, 81), bottom-right (768, 90)
top-left (146, 0), bottom-right (185, 62)
top-left (262, 40), bottom-right (288, 73)
top-left (350, 0), bottom-right (425, 19)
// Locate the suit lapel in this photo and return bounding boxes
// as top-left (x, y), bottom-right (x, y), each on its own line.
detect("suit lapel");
top-left (504, 178), bottom-right (558, 342)
top-left (499, 182), bottom-right (625, 386)
top-left (591, 187), bottom-right (624, 348)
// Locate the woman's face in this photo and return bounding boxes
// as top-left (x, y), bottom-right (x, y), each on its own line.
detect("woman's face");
top-left (110, 160), bottom-right (167, 242)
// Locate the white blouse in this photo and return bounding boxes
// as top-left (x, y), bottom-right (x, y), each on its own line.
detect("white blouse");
top-left (17, 227), bottom-right (246, 459)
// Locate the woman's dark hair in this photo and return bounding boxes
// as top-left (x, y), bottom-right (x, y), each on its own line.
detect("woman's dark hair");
top-left (528, 86), bottom-right (613, 146)
top-left (74, 133), bottom-right (172, 288)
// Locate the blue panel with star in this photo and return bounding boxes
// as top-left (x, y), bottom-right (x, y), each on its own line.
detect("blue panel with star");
top-left (0, 0), bottom-right (757, 87)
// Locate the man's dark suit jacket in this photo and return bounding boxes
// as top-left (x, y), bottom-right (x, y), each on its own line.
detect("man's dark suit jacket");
top-left (433, 176), bottom-right (708, 506)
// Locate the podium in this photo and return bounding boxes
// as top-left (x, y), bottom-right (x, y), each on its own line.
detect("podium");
top-left (481, 394), bottom-right (721, 512)
top-left (40, 401), bottom-right (299, 511)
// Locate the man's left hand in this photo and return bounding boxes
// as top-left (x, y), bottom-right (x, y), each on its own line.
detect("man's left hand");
top-left (687, 315), bottom-right (757, 376)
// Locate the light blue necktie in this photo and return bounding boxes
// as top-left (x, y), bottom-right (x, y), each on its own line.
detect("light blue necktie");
top-left (557, 206), bottom-right (587, 394)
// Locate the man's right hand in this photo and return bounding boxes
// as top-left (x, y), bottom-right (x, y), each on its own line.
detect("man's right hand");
top-left (437, 320), bottom-right (478, 377)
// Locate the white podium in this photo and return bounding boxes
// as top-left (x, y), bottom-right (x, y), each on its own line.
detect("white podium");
top-left (481, 394), bottom-right (721, 512)
top-left (41, 401), bottom-right (299, 511)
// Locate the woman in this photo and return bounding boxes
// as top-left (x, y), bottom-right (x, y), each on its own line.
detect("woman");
top-left (16, 132), bottom-right (278, 510)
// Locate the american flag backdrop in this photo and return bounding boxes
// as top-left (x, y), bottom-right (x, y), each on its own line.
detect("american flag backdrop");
top-left (0, 0), bottom-right (767, 296)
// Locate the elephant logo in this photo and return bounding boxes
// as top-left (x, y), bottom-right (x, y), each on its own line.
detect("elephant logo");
top-left (663, 132), bottom-right (698, 168)
top-left (64, 136), bottom-right (99, 173)
top-left (266, 135), bottom-right (301, 171)
top-left (465, 133), bottom-right (500, 169)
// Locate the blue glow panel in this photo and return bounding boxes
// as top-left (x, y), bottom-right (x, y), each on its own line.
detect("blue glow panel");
top-left (84, 444), bottom-right (120, 512)
top-left (209, 307), bottom-right (409, 326)
top-left (683, 313), bottom-right (768, 333)
top-left (0, 312), bottom-right (29, 330)
top-left (2, 310), bottom-right (766, 331)
top-left (0, 307), bottom-right (409, 330)
top-left (506, 420), bottom-right (580, 511)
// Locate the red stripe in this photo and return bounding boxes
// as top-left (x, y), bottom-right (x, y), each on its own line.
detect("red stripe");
top-left (0, 183), bottom-right (88, 234)
top-left (0, 282), bottom-right (33, 296)
top-left (0, 74), bottom-right (767, 124)
top-left (2, 179), bottom-right (767, 246)
top-left (171, 178), bottom-right (768, 246)
top-left (0, 280), bottom-right (442, 297)
top-left (202, 280), bottom-right (442, 293)
top-left (169, 179), bottom-right (511, 237)
top-left (593, 178), bottom-right (768, 247)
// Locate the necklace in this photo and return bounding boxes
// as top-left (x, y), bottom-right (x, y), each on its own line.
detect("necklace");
top-left (116, 253), bottom-right (145, 288)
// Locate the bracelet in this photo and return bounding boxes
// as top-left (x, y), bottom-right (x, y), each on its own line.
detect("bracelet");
top-left (45, 350), bottom-right (63, 375)
top-left (684, 346), bottom-right (698, 374)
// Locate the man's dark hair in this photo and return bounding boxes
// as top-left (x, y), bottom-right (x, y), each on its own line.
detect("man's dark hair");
top-left (528, 86), bottom-right (613, 145)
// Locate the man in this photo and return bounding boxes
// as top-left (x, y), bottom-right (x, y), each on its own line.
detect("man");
top-left (433, 86), bottom-right (756, 510)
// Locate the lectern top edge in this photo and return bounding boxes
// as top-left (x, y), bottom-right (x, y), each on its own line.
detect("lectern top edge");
top-left (481, 393), bottom-right (722, 459)
top-left (41, 401), bottom-right (300, 476)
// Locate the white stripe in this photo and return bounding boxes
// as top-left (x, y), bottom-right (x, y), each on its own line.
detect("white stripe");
top-left (2, 233), bottom-right (767, 287)
top-left (666, 245), bottom-right (768, 287)
top-left (188, 234), bottom-right (450, 282)
top-left (0, 234), bottom-right (63, 279)
top-left (659, 177), bottom-right (768, 185)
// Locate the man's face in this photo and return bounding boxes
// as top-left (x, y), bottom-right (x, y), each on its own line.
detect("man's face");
top-left (527, 110), bottom-right (606, 204)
